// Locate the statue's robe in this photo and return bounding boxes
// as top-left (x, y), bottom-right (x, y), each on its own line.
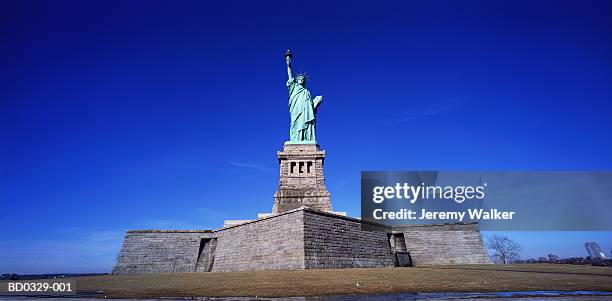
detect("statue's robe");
top-left (287, 78), bottom-right (321, 142)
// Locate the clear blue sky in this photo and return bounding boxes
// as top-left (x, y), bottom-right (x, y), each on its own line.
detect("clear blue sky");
top-left (1, 0), bottom-right (611, 274)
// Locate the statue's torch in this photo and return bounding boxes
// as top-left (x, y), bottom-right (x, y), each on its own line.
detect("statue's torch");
top-left (285, 49), bottom-right (292, 65)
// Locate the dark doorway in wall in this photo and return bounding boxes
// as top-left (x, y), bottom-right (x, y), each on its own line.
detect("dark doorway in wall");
top-left (388, 232), bottom-right (412, 267)
top-left (195, 238), bottom-right (217, 272)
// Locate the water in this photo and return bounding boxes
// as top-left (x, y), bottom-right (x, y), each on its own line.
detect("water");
top-left (1, 291), bottom-right (612, 300)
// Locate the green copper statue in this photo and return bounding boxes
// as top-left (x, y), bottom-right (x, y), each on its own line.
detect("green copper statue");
top-left (285, 50), bottom-right (323, 144)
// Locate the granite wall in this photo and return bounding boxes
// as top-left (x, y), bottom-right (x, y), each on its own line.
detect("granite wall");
top-left (302, 210), bottom-right (395, 269)
top-left (392, 223), bottom-right (491, 265)
top-left (112, 208), bottom-right (490, 275)
top-left (273, 144), bottom-right (332, 213)
top-left (211, 210), bottom-right (306, 272)
top-left (112, 230), bottom-right (214, 275)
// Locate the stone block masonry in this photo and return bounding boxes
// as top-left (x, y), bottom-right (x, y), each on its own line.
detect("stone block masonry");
top-left (112, 230), bottom-right (214, 275)
top-left (393, 223), bottom-right (491, 265)
top-left (113, 208), bottom-right (490, 275)
top-left (273, 144), bottom-right (332, 213)
top-left (211, 209), bottom-right (305, 272)
top-left (303, 210), bottom-right (395, 269)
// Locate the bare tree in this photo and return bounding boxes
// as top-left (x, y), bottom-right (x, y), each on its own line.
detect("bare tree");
top-left (486, 234), bottom-right (522, 264)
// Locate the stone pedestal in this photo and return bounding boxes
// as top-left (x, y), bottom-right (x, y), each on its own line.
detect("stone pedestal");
top-left (272, 143), bottom-right (332, 213)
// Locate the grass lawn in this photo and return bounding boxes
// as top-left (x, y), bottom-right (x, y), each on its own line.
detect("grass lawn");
top-left (69, 264), bottom-right (612, 298)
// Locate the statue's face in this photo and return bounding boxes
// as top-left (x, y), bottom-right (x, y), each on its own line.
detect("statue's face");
top-left (297, 76), bottom-right (305, 86)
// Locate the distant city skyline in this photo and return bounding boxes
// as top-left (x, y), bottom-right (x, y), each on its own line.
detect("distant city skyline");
top-left (585, 242), bottom-right (607, 259)
top-left (484, 234), bottom-right (611, 261)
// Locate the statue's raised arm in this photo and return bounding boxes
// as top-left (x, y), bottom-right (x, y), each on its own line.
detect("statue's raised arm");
top-left (285, 49), bottom-right (293, 81)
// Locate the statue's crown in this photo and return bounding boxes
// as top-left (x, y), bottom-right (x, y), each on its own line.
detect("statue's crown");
top-left (296, 72), bottom-right (309, 80)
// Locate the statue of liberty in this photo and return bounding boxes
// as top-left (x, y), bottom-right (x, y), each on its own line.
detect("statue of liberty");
top-left (284, 50), bottom-right (323, 143)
